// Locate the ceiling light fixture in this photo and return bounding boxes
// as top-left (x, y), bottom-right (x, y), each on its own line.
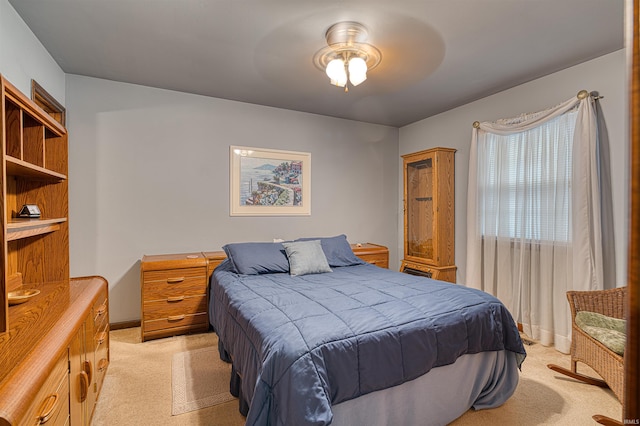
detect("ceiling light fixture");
top-left (313, 21), bottom-right (382, 92)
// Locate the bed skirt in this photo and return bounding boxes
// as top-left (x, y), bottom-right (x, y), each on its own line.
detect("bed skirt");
top-left (331, 349), bottom-right (519, 426)
top-left (226, 347), bottom-right (519, 425)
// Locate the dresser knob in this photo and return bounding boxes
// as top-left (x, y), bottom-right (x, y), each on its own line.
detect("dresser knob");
top-left (95, 331), bottom-right (107, 345)
top-left (37, 393), bottom-right (59, 424)
top-left (98, 358), bottom-right (109, 373)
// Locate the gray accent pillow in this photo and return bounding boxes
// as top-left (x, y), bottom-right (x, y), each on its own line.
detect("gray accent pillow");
top-left (282, 240), bottom-right (332, 276)
top-left (222, 242), bottom-right (289, 275)
top-left (295, 234), bottom-right (365, 267)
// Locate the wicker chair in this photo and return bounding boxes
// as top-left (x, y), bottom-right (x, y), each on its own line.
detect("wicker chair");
top-left (548, 287), bottom-right (626, 425)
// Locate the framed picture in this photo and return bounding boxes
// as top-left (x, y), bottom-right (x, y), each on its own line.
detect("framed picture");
top-left (230, 146), bottom-right (311, 216)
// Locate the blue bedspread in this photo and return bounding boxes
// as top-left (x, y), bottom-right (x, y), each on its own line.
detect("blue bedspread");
top-left (210, 261), bottom-right (526, 426)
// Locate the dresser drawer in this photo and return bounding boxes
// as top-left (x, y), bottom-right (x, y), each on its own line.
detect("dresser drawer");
top-left (20, 351), bottom-right (69, 426)
top-left (143, 312), bottom-right (208, 333)
top-left (94, 324), bottom-right (110, 398)
top-left (93, 293), bottom-right (109, 330)
top-left (142, 295), bottom-right (207, 321)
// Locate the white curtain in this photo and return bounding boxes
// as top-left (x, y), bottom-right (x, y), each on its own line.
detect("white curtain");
top-left (466, 94), bottom-right (603, 353)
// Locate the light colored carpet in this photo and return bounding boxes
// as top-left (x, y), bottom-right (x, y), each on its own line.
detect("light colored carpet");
top-left (93, 327), bottom-right (622, 425)
top-left (92, 328), bottom-right (245, 426)
top-left (172, 347), bottom-right (235, 415)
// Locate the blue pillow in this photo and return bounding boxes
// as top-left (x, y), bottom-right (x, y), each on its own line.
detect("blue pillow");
top-left (282, 240), bottom-right (332, 276)
top-left (222, 242), bottom-right (290, 275)
top-left (295, 234), bottom-right (365, 267)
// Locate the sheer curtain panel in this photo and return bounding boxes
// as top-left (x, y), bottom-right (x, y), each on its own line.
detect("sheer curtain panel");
top-left (466, 92), bottom-right (603, 353)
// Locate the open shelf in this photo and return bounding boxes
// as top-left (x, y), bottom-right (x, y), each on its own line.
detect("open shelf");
top-left (7, 218), bottom-right (67, 241)
top-left (5, 156), bottom-right (67, 180)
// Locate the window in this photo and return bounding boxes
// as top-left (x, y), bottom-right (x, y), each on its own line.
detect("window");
top-left (478, 109), bottom-right (577, 243)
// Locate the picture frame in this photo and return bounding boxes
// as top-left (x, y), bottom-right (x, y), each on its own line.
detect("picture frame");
top-left (230, 146), bottom-right (311, 216)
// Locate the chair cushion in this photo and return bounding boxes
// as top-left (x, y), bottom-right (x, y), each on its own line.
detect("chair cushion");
top-left (575, 311), bottom-right (626, 356)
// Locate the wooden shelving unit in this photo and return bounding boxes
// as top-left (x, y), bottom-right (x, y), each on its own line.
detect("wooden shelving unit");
top-left (1, 74), bottom-right (69, 335)
top-left (0, 75), bottom-right (108, 425)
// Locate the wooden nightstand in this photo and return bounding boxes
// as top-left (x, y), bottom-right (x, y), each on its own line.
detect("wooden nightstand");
top-left (140, 253), bottom-right (208, 342)
top-left (202, 251), bottom-right (227, 282)
top-left (351, 243), bottom-right (389, 268)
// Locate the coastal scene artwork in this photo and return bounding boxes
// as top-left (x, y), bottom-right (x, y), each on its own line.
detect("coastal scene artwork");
top-left (230, 146), bottom-right (311, 216)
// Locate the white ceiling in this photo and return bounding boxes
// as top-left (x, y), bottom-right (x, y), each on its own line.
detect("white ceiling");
top-left (9, 0), bottom-right (624, 127)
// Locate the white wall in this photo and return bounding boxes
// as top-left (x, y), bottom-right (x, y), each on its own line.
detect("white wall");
top-left (0, 0), bottom-right (65, 103)
top-left (66, 75), bottom-right (399, 323)
top-left (399, 50), bottom-right (628, 288)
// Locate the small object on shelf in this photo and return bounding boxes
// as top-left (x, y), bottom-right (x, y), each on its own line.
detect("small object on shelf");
top-left (7, 289), bottom-right (40, 305)
top-left (18, 204), bottom-right (41, 218)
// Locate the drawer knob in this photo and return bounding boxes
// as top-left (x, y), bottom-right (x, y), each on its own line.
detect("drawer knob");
top-left (95, 331), bottom-right (107, 345)
top-left (37, 393), bottom-right (59, 424)
top-left (98, 358), bottom-right (109, 373)
top-left (80, 371), bottom-right (89, 402)
top-left (166, 277), bottom-right (185, 284)
top-left (96, 303), bottom-right (107, 316)
top-left (168, 314), bottom-right (185, 322)
top-left (83, 360), bottom-right (93, 386)
top-left (167, 295), bottom-right (185, 302)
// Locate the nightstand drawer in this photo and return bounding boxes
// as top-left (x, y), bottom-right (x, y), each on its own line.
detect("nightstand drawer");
top-left (143, 295), bottom-right (207, 321)
top-left (142, 274), bottom-right (207, 300)
top-left (360, 254), bottom-right (388, 268)
top-left (143, 267), bottom-right (206, 284)
top-left (143, 312), bottom-right (208, 333)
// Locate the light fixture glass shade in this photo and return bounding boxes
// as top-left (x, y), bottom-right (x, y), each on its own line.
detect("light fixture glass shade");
top-left (348, 57), bottom-right (368, 86)
top-left (326, 58), bottom-right (347, 87)
top-left (313, 22), bottom-right (381, 91)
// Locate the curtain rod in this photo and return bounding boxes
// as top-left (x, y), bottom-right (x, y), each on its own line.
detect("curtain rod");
top-left (472, 90), bottom-right (603, 128)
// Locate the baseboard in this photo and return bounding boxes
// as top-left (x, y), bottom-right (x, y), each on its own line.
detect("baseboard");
top-left (110, 320), bottom-right (141, 330)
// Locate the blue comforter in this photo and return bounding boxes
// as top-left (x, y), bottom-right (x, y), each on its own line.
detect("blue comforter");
top-left (210, 261), bottom-right (526, 426)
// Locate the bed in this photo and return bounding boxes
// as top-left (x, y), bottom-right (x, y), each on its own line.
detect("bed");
top-left (209, 236), bottom-right (526, 426)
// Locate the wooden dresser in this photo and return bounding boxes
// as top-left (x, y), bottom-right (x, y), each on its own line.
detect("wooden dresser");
top-left (0, 277), bottom-right (109, 426)
top-left (140, 253), bottom-right (209, 342)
